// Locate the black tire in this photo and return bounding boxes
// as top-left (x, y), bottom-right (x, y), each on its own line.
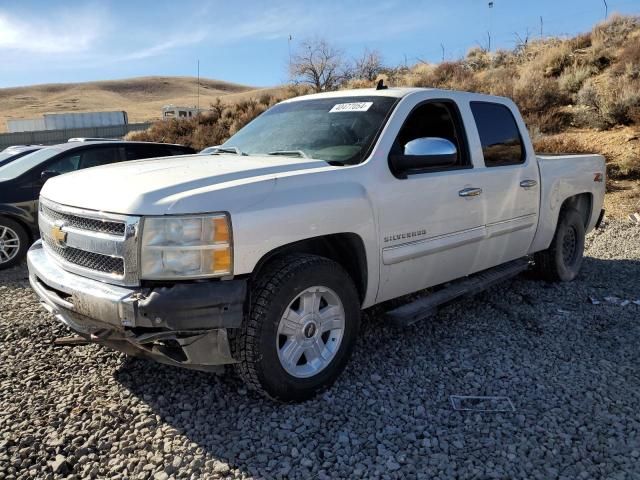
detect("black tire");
top-left (534, 208), bottom-right (585, 282)
top-left (0, 217), bottom-right (29, 270)
top-left (233, 254), bottom-right (360, 402)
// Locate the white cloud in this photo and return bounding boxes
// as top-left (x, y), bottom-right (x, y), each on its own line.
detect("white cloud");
top-left (122, 31), bottom-right (209, 60)
top-left (0, 9), bottom-right (103, 54)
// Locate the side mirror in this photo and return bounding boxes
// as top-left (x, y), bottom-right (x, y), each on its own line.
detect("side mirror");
top-left (41, 170), bottom-right (60, 181)
top-left (389, 137), bottom-right (458, 177)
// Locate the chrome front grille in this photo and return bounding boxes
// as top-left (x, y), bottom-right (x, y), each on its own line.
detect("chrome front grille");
top-left (42, 233), bottom-right (125, 275)
top-left (40, 203), bottom-right (126, 236)
top-left (38, 198), bottom-right (140, 286)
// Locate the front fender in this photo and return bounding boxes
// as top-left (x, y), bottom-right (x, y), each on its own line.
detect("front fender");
top-left (232, 177), bottom-right (378, 306)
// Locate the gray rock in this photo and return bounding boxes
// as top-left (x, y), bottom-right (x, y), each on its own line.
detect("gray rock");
top-left (49, 455), bottom-right (69, 475)
top-left (2, 220), bottom-right (640, 480)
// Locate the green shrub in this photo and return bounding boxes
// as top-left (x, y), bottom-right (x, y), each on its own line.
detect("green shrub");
top-left (126, 93), bottom-right (293, 150)
top-left (559, 65), bottom-right (596, 96)
top-left (513, 67), bottom-right (570, 115)
top-left (575, 76), bottom-right (640, 129)
top-left (612, 35), bottom-right (640, 78)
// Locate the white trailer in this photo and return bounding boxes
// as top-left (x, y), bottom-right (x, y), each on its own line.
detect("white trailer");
top-left (7, 111), bottom-right (128, 133)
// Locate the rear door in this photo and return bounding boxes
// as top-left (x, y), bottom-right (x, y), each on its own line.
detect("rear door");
top-left (124, 144), bottom-right (161, 161)
top-left (78, 146), bottom-right (125, 169)
top-left (468, 101), bottom-right (540, 268)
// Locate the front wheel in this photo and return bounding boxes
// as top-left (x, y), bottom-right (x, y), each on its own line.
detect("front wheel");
top-left (534, 208), bottom-right (585, 282)
top-left (233, 254), bottom-right (360, 402)
top-left (0, 217), bottom-right (29, 270)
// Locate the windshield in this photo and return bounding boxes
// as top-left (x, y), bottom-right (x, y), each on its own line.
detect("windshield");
top-left (0, 149), bottom-right (38, 167)
top-left (222, 96), bottom-right (397, 165)
top-left (0, 147), bottom-right (60, 179)
top-left (0, 152), bottom-right (18, 163)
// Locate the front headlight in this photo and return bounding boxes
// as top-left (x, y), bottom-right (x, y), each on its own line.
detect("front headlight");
top-left (140, 214), bottom-right (232, 279)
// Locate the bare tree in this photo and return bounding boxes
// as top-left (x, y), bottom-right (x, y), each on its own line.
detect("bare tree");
top-left (289, 39), bottom-right (349, 92)
top-left (354, 49), bottom-right (384, 81)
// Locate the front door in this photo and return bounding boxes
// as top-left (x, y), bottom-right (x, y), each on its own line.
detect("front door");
top-left (376, 99), bottom-right (488, 303)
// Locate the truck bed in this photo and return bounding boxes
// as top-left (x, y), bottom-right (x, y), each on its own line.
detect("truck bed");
top-left (529, 153), bottom-right (606, 253)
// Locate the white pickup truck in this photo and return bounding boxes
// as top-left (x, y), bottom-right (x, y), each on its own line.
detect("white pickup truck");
top-left (27, 87), bottom-right (605, 401)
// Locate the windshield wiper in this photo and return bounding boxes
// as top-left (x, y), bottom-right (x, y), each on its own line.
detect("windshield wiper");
top-left (267, 150), bottom-right (309, 159)
top-left (209, 146), bottom-right (247, 155)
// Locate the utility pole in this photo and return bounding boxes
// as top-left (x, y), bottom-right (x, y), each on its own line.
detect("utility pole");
top-left (487, 1), bottom-right (494, 52)
top-left (540, 16), bottom-right (543, 38)
top-left (440, 43), bottom-right (445, 62)
top-left (288, 34), bottom-right (292, 71)
top-left (603, 0), bottom-right (608, 19)
top-left (197, 59), bottom-right (200, 113)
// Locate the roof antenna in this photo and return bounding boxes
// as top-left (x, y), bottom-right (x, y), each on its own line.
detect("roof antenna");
top-left (376, 79), bottom-right (388, 90)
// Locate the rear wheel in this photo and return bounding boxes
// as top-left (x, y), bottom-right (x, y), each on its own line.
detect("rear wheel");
top-left (534, 208), bottom-right (585, 282)
top-left (0, 217), bottom-right (29, 270)
top-left (233, 254), bottom-right (360, 402)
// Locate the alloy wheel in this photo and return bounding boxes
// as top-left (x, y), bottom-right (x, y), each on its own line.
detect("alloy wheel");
top-left (0, 226), bottom-right (20, 264)
top-left (276, 286), bottom-right (346, 378)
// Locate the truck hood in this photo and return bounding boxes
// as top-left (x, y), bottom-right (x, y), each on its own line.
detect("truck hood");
top-left (41, 154), bottom-right (332, 215)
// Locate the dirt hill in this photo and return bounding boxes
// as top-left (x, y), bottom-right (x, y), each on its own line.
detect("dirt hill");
top-left (0, 76), bottom-right (280, 131)
top-left (131, 15), bottom-right (640, 218)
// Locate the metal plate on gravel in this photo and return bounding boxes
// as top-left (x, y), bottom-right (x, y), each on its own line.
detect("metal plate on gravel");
top-left (449, 395), bottom-right (515, 412)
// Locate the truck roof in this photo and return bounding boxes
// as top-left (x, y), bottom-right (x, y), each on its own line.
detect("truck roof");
top-left (282, 87), bottom-right (512, 105)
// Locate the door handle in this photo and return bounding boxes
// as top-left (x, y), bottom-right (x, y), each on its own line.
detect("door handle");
top-left (458, 187), bottom-right (483, 197)
top-left (520, 179), bottom-right (538, 188)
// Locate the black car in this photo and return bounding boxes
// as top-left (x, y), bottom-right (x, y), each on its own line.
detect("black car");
top-left (0, 141), bottom-right (195, 268)
top-left (0, 145), bottom-right (46, 168)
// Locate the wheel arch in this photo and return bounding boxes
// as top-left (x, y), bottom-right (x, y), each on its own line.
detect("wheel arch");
top-left (0, 213), bottom-right (34, 243)
top-left (560, 192), bottom-right (593, 229)
top-left (530, 191), bottom-right (594, 254)
top-left (250, 233), bottom-right (368, 304)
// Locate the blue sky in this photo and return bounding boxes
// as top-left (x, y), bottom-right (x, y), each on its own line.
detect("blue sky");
top-left (0, 0), bottom-right (638, 88)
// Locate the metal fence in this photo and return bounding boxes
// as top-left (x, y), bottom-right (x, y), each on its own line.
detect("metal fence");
top-left (0, 123), bottom-right (152, 150)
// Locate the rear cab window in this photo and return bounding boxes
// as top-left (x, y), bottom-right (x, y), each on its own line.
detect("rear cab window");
top-left (470, 102), bottom-right (525, 167)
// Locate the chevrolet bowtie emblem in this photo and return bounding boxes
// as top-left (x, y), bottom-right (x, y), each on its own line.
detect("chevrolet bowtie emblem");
top-left (51, 221), bottom-right (67, 247)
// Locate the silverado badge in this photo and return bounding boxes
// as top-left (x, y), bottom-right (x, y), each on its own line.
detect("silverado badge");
top-left (51, 221), bottom-right (67, 247)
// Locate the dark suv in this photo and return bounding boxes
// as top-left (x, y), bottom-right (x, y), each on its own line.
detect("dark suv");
top-left (0, 141), bottom-right (195, 268)
top-left (0, 145), bottom-right (45, 168)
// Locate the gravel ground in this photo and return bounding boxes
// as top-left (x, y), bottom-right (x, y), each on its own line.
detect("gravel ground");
top-left (1, 220), bottom-right (640, 480)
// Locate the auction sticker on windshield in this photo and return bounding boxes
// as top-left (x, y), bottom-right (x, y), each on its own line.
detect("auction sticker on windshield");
top-left (329, 102), bottom-right (373, 113)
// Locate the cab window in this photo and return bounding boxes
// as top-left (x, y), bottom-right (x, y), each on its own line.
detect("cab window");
top-left (470, 102), bottom-right (525, 167)
top-left (390, 101), bottom-right (470, 171)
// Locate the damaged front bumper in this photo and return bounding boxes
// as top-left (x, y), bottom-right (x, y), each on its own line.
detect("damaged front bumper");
top-left (27, 240), bottom-right (247, 371)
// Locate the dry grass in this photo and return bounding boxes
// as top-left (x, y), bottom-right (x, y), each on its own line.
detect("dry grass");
top-left (0, 76), bottom-right (276, 132)
top-left (533, 127), bottom-right (640, 181)
top-left (125, 87), bottom-right (304, 150)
